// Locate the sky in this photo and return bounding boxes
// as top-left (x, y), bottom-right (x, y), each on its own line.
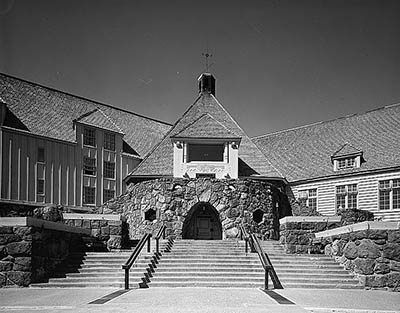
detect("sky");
top-left (0, 0), bottom-right (399, 137)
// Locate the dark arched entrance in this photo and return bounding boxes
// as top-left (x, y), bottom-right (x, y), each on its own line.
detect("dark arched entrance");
top-left (182, 202), bottom-right (222, 240)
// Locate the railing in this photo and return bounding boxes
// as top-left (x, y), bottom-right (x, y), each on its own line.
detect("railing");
top-left (122, 232), bottom-right (152, 290)
top-left (155, 224), bottom-right (166, 256)
top-left (239, 225), bottom-right (282, 290)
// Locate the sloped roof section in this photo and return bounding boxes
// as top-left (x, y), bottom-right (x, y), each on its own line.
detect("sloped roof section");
top-left (0, 73), bottom-right (171, 158)
top-left (75, 108), bottom-right (124, 134)
top-left (332, 143), bottom-right (363, 158)
top-left (172, 113), bottom-right (241, 139)
top-left (129, 92), bottom-right (283, 179)
top-left (253, 103), bottom-right (400, 183)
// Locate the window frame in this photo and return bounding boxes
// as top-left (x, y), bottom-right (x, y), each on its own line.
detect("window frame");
top-left (37, 178), bottom-right (45, 195)
top-left (83, 127), bottom-right (96, 147)
top-left (103, 188), bottom-right (115, 203)
top-left (83, 186), bottom-right (96, 205)
top-left (37, 147), bottom-right (45, 163)
top-left (103, 161), bottom-right (115, 179)
top-left (83, 156), bottom-right (97, 176)
top-left (298, 188), bottom-right (318, 211)
top-left (187, 143), bottom-right (225, 163)
top-left (335, 184), bottom-right (358, 210)
top-left (104, 132), bottom-right (116, 151)
top-left (379, 179), bottom-right (400, 210)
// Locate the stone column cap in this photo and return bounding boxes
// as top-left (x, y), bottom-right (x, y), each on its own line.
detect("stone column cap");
top-left (279, 216), bottom-right (342, 224)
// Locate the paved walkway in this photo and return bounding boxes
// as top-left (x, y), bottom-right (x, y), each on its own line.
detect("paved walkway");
top-left (0, 287), bottom-right (398, 313)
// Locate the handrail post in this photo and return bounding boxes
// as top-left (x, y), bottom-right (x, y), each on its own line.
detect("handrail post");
top-left (264, 269), bottom-right (269, 290)
top-left (156, 237), bottom-right (159, 255)
top-left (147, 235), bottom-right (151, 253)
top-left (125, 268), bottom-right (129, 290)
top-left (245, 238), bottom-right (248, 254)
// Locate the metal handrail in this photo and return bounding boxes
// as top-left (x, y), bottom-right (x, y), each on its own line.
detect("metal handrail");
top-left (122, 233), bottom-right (152, 290)
top-left (155, 224), bottom-right (167, 255)
top-left (240, 224), bottom-right (282, 290)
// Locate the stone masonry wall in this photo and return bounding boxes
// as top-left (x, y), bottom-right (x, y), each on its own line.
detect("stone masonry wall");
top-left (0, 226), bottom-right (82, 287)
top-left (322, 229), bottom-right (400, 291)
top-left (279, 217), bottom-right (342, 254)
top-left (99, 178), bottom-right (289, 240)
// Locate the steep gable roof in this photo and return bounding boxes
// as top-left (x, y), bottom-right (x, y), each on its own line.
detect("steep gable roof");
top-left (253, 103), bottom-right (400, 183)
top-left (75, 108), bottom-right (124, 134)
top-left (331, 143), bottom-right (363, 158)
top-left (0, 73), bottom-right (171, 158)
top-left (128, 92), bottom-right (283, 179)
top-left (171, 113), bottom-right (241, 139)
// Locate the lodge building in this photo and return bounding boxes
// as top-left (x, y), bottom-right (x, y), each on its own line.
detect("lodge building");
top-left (0, 71), bottom-right (399, 229)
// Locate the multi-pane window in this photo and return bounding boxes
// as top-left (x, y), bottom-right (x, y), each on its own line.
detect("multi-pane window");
top-left (337, 157), bottom-right (356, 169)
top-left (83, 186), bottom-right (96, 205)
top-left (83, 128), bottom-right (96, 147)
top-left (336, 184), bottom-right (358, 210)
top-left (379, 179), bottom-right (400, 210)
top-left (103, 189), bottom-right (115, 202)
top-left (38, 147), bottom-right (45, 163)
top-left (103, 161), bottom-right (115, 179)
top-left (37, 179), bottom-right (45, 195)
top-left (104, 132), bottom-right (116, 151)
top-left (298, 188), bottom-right (318, 211)
top-left (188, 144), bottom-right (224, 162)
top-left (83, 157), bottom-right (96, 176)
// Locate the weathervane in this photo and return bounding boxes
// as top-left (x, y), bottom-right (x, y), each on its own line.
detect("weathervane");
top-left (202, 50), bottom-right (212, 72)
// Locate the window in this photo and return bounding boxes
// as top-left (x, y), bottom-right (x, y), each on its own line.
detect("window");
top-left (188, 144), bottom-right (224, 162)
top-left (83, 186), bottom-right (96, 205)
top-left (37, 179), bottom-right (45, 195)
top-left (83, 157), bottom-right (96, 176)
top-left (196, 173), bottom-right (216, 178)
top-left (337, 157), bottom-right (356, 170)
top-left (38, 147), bottom-right (45, 163)
top-left (103, 189), bottom-right (115, 202)
top-left (252, 209), bottom-right (264, 223)
top-left (298, 188), bottom-right (318, 211)
top-left (145, 208), bottom-right (157, 222)
top-left (379, 179), bottom-right (400, 210)
top-left (336, 184), bottom-right (358, 210)
top-left (103, 161), bottom-right (115, 179)
top-left (104, 132), bottom-right (116, 151)
top-left (83, 128), bottom-right (96, 147)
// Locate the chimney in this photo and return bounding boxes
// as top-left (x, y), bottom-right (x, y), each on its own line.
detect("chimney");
top-left (198, 73), bottom-right (216, 96)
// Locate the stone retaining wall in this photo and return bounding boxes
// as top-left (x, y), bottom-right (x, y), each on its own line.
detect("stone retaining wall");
top-left (0, 217), bottom-right (89, 287)
top-left (279, 216), bottom-right (342, 254)
top-left (315, 221), bottom-right (400, 291)
top-left (63, 214), bottom-right (124, 250)
top-left (99, 178), bottom-right (290, 240)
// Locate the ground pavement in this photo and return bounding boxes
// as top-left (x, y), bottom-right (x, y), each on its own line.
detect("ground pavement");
top-left (0, 287), bottom-right (399, 313)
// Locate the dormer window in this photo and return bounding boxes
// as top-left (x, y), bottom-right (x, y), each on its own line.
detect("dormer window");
top-left (337, 157), bottom-right (356, 169)
top-left (188, 144), bottom-right (224, 162)
top-left (83, 128), bottom-right (96, 147)
top-left (331, 143), bottom-right (363, 171)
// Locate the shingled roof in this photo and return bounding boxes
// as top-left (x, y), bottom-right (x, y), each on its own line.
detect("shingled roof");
top-left (253, 103), bottom-right (400, 183)
top-left (128, 92), bottom-right (283, 179)
top-left (0, 73), bottom-right (171, 158)
top-left (171, 113), bottom-right (241, 139)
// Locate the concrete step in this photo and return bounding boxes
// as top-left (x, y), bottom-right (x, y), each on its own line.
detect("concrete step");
top-left (148, 281), bottom-right (264, 288)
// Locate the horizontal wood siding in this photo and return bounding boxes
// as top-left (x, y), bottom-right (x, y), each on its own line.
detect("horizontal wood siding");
top-left (291, 170), bottom-right (400, 221)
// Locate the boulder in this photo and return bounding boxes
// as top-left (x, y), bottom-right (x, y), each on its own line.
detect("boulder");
top-left (357, 239), bottom-right (380, 259)
top-left (225, 227), bottom-right (239, 238)
top-left (6, 271), bottom-right (31, 286)
top-left (353, 258), bottom-right (375, 275)
top-left (6, 241), bottom-right (32, 255)
top-left (107, 236), bottom-right (121, 250)
top-left (343, 241), bottom-right (358, 259)
top-left (383, 243), bottom-right (400, 262)
top-left (374, 263), bottom-right (390, 274)
top-left (13, 257), bottom-right (31, 271)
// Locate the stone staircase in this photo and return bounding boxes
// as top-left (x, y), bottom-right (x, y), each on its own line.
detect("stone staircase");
top-left (260, 240), bottom-right (362, 289)
top-left (148, 239), bottom-right (265, 288)
top-left (30, 239), bottom-right (171, 288)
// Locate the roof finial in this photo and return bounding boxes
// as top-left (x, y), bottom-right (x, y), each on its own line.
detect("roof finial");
top-left (202, 49), bottom-right (212, 73)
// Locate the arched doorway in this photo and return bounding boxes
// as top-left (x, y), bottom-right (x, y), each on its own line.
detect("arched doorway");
top-left (182, 202), bottom-right (222, 240)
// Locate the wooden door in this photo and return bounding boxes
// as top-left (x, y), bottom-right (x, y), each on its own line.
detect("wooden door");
top-left (196, 216), bottom-right (212, 239)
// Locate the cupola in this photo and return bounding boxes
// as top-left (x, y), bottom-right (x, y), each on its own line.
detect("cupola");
top-left (198, 73), bottom-right (216, 96)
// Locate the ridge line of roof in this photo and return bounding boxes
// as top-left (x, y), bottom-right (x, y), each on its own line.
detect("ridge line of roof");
top-left (0, 72), bottom-right (173, 127)
top-left (252, 101), bottom-right (400, 140)
top-left (210, 94), bottom-right (284, 178)
top-left (127, 95), bottom-right (203, 177)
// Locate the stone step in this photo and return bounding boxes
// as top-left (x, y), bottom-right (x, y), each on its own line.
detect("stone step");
top-left (160, 255), bottom-right (259, 260)
top-left (154, 267), bottom-right (263, 273)
top-left (153, 272), bottom-right (264, 277)
top-left (147, 281), bottom-right (264, 288)
top-left (150, 276), bottom-right (265, 283)
top-left (48, 276), bottom-right (143, 283)
top-left (30, 282), bottom-right (137, 288)
top-left (156, 259), bottom-right (260, 264)
top-left (281, 283), bottom-right (363, 289)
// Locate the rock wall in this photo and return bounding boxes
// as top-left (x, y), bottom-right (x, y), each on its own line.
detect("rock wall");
top-left (99, 178), bottom-right (289, 240)
top-left (0, 225), bottom-right (82, 287)
top-left (322, 229), bottom-right (400, 291)
top-left (337, 208), bottom-right (374, 226)
top-left (279, 217), bottom-right (342, 254)
top-left (63, 218), bottom-right (124, 250)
